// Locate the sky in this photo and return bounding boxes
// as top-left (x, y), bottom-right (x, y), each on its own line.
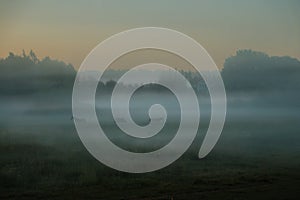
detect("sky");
top-left (0, 0), bottom-right (300, 69)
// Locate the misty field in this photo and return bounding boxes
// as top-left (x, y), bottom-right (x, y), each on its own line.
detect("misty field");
top-left (1, 50), bottom-right (300, 199)
top-left (0, 110), bottom-right (299, 199)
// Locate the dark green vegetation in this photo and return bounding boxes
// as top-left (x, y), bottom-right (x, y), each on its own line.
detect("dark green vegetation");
top-left (0, 50), bottom-right (300, 199)
top-left (1, 118), bottom-right (299, 199)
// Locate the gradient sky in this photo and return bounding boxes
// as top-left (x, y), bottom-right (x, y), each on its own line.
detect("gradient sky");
top-left (1, 0), bottom-right (299, 69)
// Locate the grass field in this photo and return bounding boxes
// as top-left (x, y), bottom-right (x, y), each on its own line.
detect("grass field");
top-left (0, 110), bottom-right (299, 199)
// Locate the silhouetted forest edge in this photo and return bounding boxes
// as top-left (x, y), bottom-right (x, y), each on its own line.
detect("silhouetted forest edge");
top-left (0, 50), bottom-right (299, 199)
top-left (1, 49), bottom-right (299, 95)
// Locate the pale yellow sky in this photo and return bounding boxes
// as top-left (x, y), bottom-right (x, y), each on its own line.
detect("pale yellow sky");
top-left (1, 0), bottom-right (300, 69)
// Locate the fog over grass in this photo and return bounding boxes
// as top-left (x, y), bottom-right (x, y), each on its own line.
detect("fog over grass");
top-left (0, 49), bottom-right (300, 199)
top-left (1, 49), bottom-right (299, 126)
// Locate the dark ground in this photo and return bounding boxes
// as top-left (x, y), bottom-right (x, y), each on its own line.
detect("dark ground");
top-left (0, 114), bottom-right (299, 200)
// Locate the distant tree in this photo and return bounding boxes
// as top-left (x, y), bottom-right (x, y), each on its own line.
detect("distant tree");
top-left (0, 51), bottom-right (76, 95)
top-left (29, 50), bottom-right (38, 64)
top-left (222, 49), bottom-right (300, 93)
top-left (105, 80), bottom-right (117, 90)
